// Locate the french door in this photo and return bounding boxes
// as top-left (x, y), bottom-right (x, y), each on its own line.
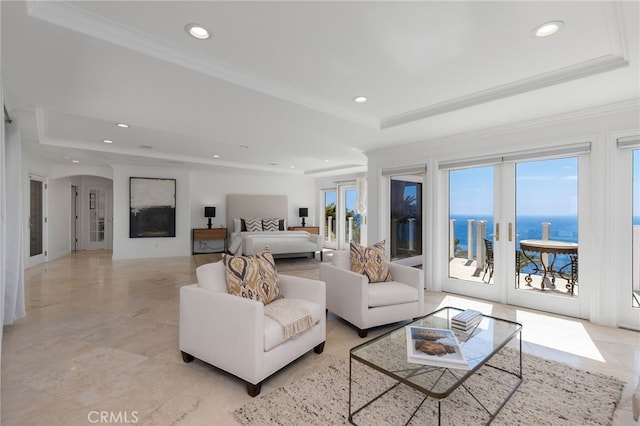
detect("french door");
top-left (443, 149), bottom-right (586, 318)
top-left (322, 183), bottom-right (363, 250)
top-left (85, 187), bottom-right (112, 250)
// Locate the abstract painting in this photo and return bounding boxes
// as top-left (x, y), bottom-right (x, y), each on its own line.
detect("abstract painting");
top-left (129, 177), bottom-right (176, 238)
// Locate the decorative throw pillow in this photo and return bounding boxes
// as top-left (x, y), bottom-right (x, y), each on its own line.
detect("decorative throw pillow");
top-left (350, 240), bottom-right (393, 283)
top-left (244, 218), bottom-right (263, 232)
top-left (262, 218), bottom-right (280, 232)
top-left (223, 248), bottom-right (281, 304)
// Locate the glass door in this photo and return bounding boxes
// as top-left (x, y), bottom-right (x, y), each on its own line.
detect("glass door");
top-left (28, 176), bottom-right (46, 267)
top-left (614, 137), bottom-right (640, 330)
top-left (445, 166), bottom-right (500, 300)
top-left (443, 154), bottom-right (584, 317)
top-left (390, 175), bottom-right (423, 265)
top-left (322, 189), bottom-right (337, 249)
top-left (506, 157), bottom-right (581, 317)
top-left (338, 183), bottom-right (361, 249)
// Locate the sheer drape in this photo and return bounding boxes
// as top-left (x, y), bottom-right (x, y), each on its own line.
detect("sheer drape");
top-left (3, 121), bottom-right (25, 325)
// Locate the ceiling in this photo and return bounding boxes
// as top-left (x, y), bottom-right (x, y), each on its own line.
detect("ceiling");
top-left (2, 1), bottom-right (638, 176)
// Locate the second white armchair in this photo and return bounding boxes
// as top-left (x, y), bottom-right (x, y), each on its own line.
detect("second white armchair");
top-left (319, 250), bottom-right (424, 337)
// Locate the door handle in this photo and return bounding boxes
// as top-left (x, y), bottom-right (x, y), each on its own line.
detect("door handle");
top-left (508, 222), bottom-right (513, 242)
top-left (495, 223), bottom-right (500, 241)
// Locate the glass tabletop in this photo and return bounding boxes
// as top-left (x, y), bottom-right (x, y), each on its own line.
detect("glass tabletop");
top-left (350, 306), bottom-right (522, 399)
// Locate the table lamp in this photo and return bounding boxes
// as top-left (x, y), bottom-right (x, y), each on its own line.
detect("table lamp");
top-left (204, 206), bottom-right (216, 229)
top-left (299, 207), bottom-right (308, 227)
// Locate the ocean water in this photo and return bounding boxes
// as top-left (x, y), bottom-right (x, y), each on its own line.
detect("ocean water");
top-left (450, 215), bottom-right (581, 275)
top-left (450, 215), bottom-right (578, 252)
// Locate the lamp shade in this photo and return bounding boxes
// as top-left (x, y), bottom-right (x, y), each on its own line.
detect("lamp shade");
top-left (204, 206), bottom-right (216, 218)
top-left (299, 208), bottom-right (308, 218)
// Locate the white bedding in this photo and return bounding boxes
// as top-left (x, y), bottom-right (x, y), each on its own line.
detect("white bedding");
top-left (229, 230), bottom-right (321, 258)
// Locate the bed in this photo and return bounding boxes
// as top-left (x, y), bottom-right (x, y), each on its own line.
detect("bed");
top-left (226, 194), bottom-right (323, 259)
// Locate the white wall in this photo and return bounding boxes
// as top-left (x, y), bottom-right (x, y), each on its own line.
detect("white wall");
top-left (366, 100), bottom-right (640, 327)
top-left (112, 165), bottom-right (191, 260)
top-left (190, 169), bottom-right (317, 250)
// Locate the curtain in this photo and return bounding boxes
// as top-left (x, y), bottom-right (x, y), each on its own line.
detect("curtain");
top-left (355, 178), bottom-right (367, 215)
top-left (3, 121), bottom-right (25, 325)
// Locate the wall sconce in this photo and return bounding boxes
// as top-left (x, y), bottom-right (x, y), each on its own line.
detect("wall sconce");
top-left (299, 207), bottom-right (308, 227)
top-left (204, 206), bottom-right (216, 229)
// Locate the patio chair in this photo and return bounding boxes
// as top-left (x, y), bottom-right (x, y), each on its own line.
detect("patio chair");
top-left (482, 238), bottom-right (494, 282)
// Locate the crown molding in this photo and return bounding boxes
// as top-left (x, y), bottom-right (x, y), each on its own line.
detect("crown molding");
top-left (27, 1), bottom-right (378, 129)
top-left (380, 54), bottom-right (628, 130)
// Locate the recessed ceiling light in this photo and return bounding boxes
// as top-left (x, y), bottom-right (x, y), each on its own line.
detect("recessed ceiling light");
top-left (140, 145), bottom-right (154, 149)
top-left (72, 160), bottom-right (80, 163)
top-left (212, 154), bottom-right (220, 158)
top-left (533, 21), bottom-right (564, 37)
top-left (185, 23), bottom-right (210, 40)
top-left (324, 159), bottom-right (331, 162)
top-left (289, 165), bottom-right (295, 169)
top-left (103, 139), bottom-right (113, 144)
top-left (353, 96), bottom-right (368, 103)
top-left (116, 123), bottom-right (129, 128)
top-left (239, 145), bottom-right (249, 149)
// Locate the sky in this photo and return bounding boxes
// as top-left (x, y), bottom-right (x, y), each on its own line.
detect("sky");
top-left (324, 190), bottom-right (356, 212)
top-left (450, 157), bottom-right (579, 217)
top-left (325, 151), bottom-right (640, 222)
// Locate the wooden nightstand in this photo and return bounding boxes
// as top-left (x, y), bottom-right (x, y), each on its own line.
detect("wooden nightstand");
top-left (288, 226), bottom-right (320, 235)
top-left (192, 228), bottom-right (227, 254)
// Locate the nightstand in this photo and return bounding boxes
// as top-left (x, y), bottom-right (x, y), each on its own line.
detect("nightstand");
top-left (192, 228), bottom-right (227, 254)
top-left (288, 226), bottom-right (320, 235)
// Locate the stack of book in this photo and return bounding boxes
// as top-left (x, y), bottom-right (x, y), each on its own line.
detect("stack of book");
top-left (451, 309), bottom-right (482, 332)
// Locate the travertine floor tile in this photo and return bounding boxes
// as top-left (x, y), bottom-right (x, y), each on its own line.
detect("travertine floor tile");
top-left (3, 250), bottom-right (639, 426)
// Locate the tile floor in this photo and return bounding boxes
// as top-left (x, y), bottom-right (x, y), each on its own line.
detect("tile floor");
top-left (2, 250), bottom-right (639, 425)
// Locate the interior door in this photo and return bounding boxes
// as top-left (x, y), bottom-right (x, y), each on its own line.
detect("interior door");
top-left (86, 187), bottom-right (112, 250)
top-left (28, 176), bottom-right (46, 267)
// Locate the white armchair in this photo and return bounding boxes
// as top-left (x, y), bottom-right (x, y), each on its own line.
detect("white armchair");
top-left (180, 261), bottom-right (326, 396)
top-left (319, 250), bottom-right (424, 338)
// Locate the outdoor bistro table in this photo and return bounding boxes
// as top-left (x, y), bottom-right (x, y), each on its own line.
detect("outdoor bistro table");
top-left (519, 239), bottom-right (578, 291)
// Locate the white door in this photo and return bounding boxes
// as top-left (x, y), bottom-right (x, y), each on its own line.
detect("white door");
top-left (322, 189), bottom-right (338, 249)
top-left (614, 135), bottom-right (640, 330)
top-left (442, 149), bottom-right (586, 318)
top-left (85, 187), bottom-right (112, 250)
top-left (336, 183), bottom-right (360, 249)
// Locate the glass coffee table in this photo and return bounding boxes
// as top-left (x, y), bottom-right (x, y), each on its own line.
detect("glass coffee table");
top-left (349, 307), bottom-right (523, 425)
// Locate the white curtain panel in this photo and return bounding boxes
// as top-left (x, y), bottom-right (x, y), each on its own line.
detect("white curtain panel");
top-left (355, 177), bottom-right (367, 215)
top-left (3, 121), bottom-right (25, 325)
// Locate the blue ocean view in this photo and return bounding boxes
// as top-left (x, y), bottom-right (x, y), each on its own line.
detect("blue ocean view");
top-left (451, 214), bottom-right (580, 275)
top-left (450, 215), bottom-right (578, 252)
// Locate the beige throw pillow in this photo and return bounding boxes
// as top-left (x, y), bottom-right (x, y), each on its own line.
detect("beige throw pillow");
top-left (223, 248), bottom-right (281, 304)
top-left (350, 240), bottom-right (393, 283)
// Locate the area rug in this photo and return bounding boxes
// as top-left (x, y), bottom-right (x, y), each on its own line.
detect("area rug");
top-left (234, 348), bottom-right (624, 425)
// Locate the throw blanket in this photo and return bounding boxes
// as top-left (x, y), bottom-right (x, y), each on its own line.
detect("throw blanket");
top-left (265, 298), bottom-right (313, 340)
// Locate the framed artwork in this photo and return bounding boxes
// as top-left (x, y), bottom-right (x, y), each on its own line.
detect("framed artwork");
top-left (129, 177), bottom-right (176, 238)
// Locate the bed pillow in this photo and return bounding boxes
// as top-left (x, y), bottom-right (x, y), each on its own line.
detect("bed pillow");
top-left (279, 218), bottom-right (286, 231)
top-left (233, 218), bottom-right (241, 233)
top-left (244, 218), bottom-right (263, 232)
top-left (350, 240), bottom-right (393, 283)
top-left (262, 218), bottom-right (280, 232)
top-left (223, 248), bottom-right (281, 304)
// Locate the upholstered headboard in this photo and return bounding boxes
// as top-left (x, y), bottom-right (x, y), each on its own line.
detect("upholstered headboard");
top-left (226, 194), bottom-right (288, 232)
